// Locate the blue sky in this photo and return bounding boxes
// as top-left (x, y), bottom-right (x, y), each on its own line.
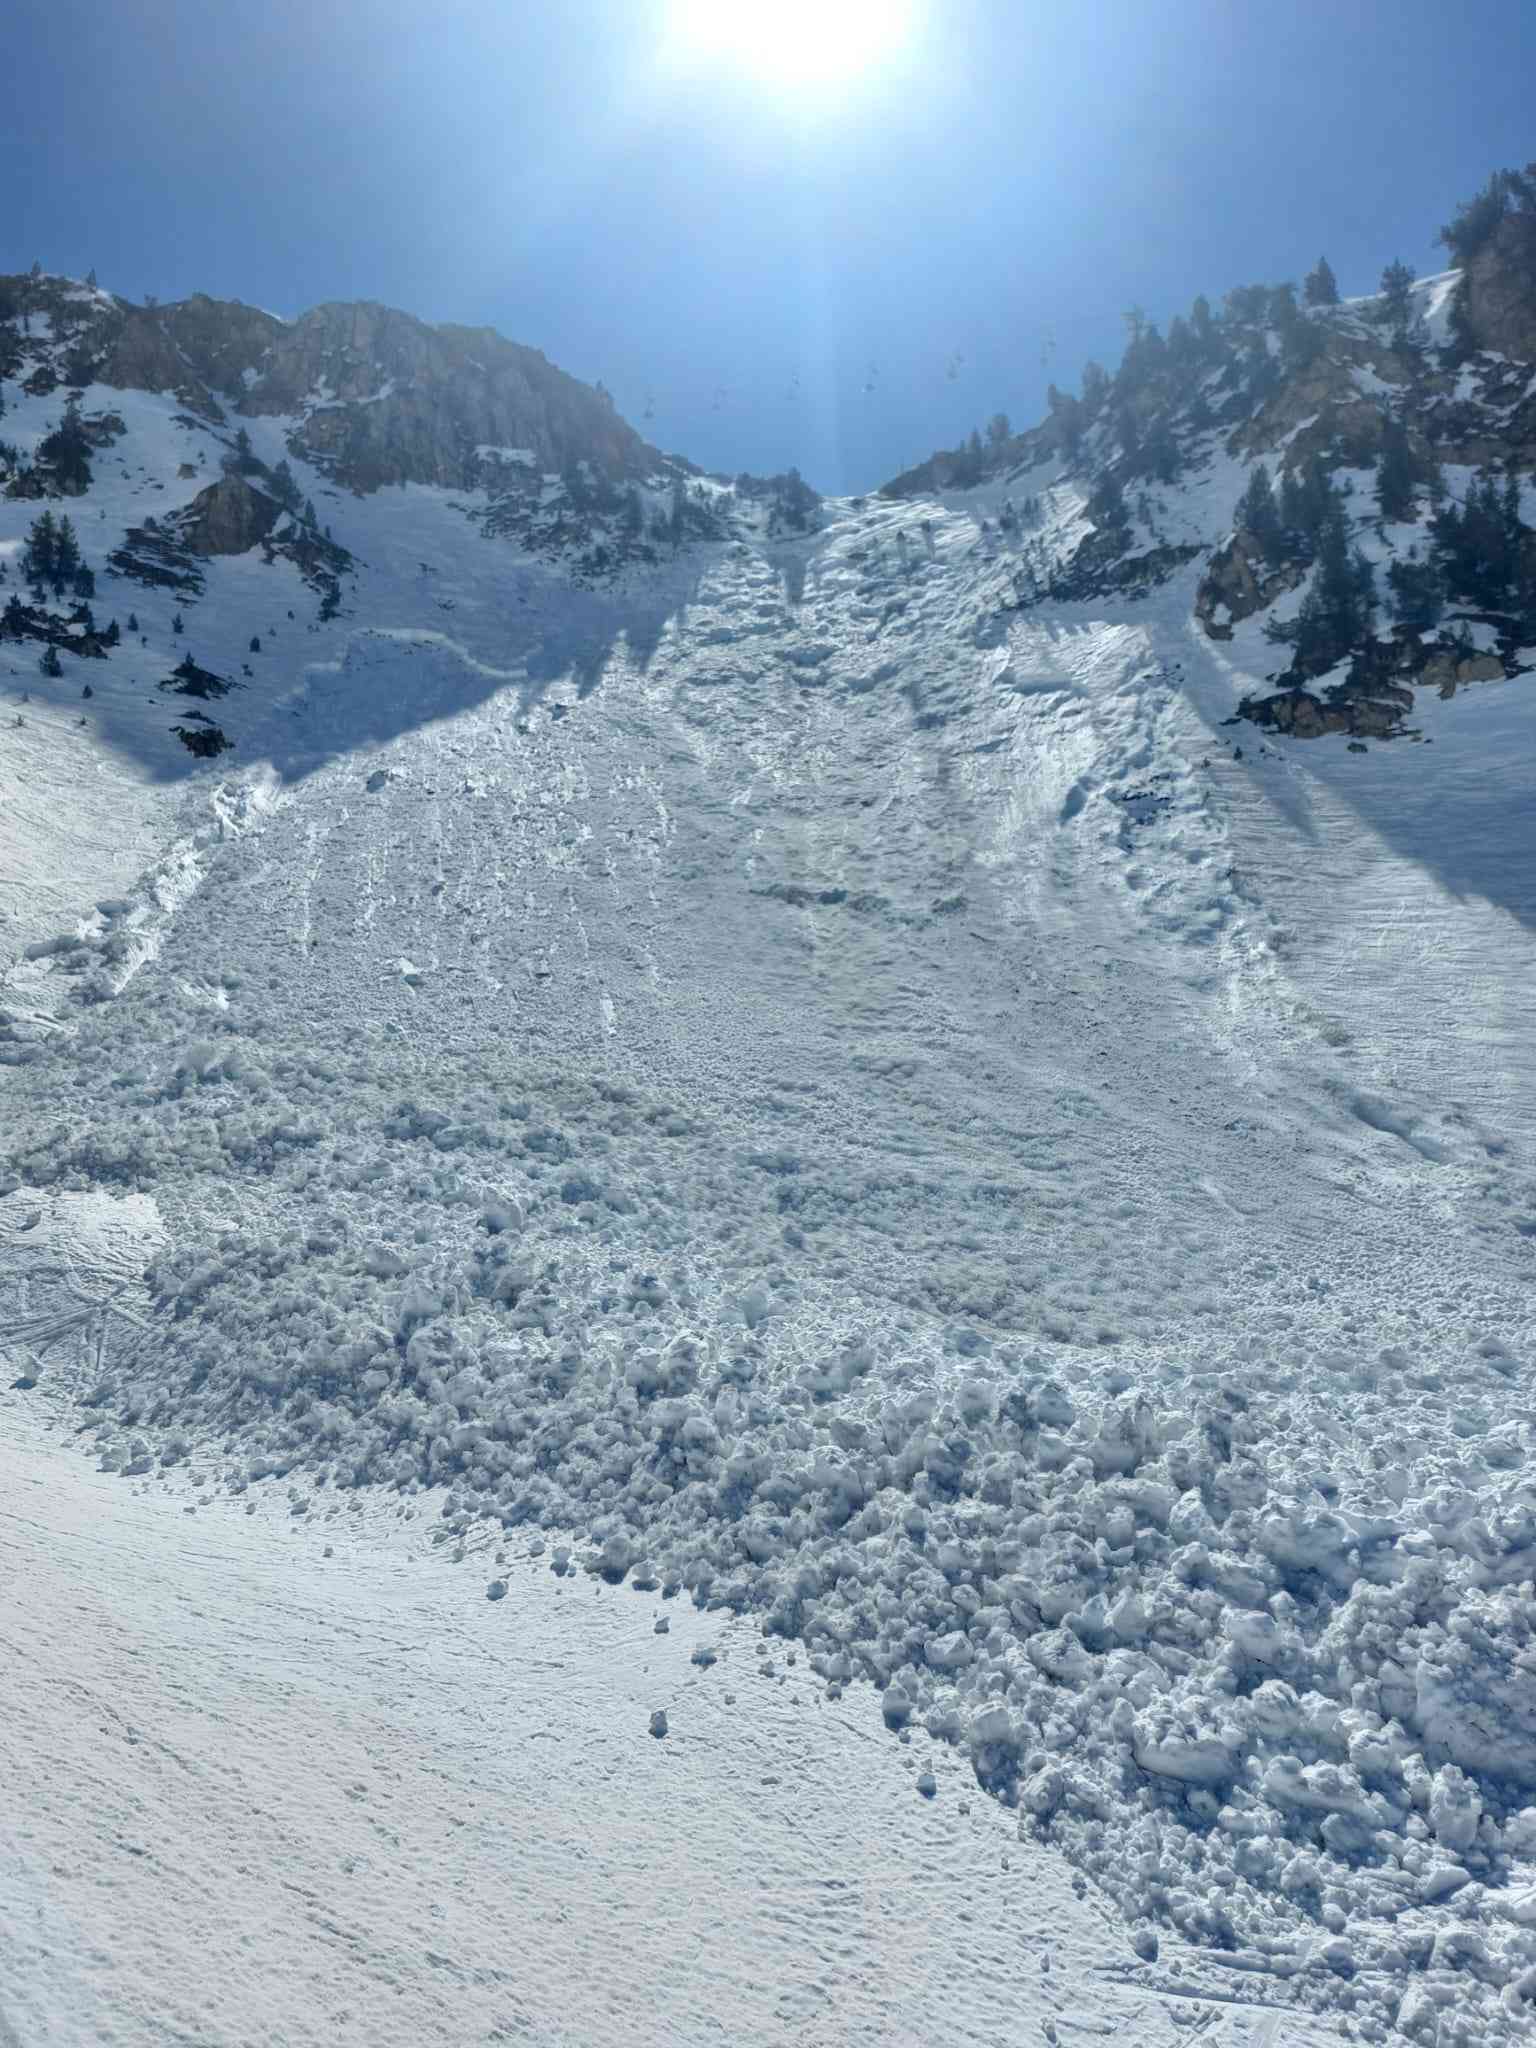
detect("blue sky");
top-left (6, 0), bottom-right (1535, 492)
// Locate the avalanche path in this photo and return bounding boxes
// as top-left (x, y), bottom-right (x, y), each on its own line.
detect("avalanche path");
top-left (5, 484), bottom-right (1536, 2043)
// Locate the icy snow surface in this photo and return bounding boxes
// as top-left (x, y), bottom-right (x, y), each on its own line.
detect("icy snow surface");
top-left (4, 359), bottom-right (1536, 2043)
top-left (1, 1396), bottom-right (1340, 2048)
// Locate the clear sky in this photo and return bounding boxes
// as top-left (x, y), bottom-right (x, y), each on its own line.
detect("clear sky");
top-left (6, 0), bottom-right (1535, 492)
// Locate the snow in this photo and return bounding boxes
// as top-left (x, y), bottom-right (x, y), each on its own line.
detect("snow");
top-left (1, 1394), bottom-right (1349, 2048)
top-left (475, 443), bottom-right (538, 465)
top-left (5, 321), bottom-right (1536, 2043)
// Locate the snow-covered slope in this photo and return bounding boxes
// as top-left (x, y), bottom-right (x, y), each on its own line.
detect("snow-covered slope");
top-left (4, 271), bottom-right (1536, 2045)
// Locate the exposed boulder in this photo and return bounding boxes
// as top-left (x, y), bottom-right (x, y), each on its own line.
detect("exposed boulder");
top-left (1240, 684), bottom-right (1414, 742)
top-left (177, 474), bottom-right (280, 557)
top-left (1240, 629), bottom-right (1516, 740)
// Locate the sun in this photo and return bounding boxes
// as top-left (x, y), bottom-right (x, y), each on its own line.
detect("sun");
top-left (669, 0), bottom-right (913, 91)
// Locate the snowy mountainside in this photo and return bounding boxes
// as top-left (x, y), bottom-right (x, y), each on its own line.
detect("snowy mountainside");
top-left (891, 179), bottom-right (1536, 751)
top-left (3, 241), bottom-right (1536, 2046)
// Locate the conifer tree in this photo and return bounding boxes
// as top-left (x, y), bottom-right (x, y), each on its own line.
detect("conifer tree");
top-left (1386, 547), bottom-right (1445, 631)
top-left (1080, 361), bottom-right (1109, 411)
top-left (1269, 508), bottom-right (1377, 673)
top-left (1303, 257), bottom-right (1339, 307)
top-left (38, 397), bottom-right (93, 493)
top-left (1236, 462), bottom-right (1283, 562)
top-left (270, 458), bottom-right (302, 512)
top-left (22, 510), bottom-right (58, 587)
top-left (54, 515), bottom-right (81, 590)
top-left (1375, 418), bottom-right (1416, 523)
top-left (1377, 260), bottom-right (1417, 336)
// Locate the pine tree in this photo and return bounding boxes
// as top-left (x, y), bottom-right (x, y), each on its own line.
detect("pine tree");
top-left (270, 458), bottom-right (302, 512)
top-left (986, 412), bottom-right (1012, 447)
top-left (234, 427), bottom-right (258, 473)
top-left (39, 644), bottom-right (63, 677)
top-left (1278, 458), bottom-right (1335, 553)
top-left (172, 611), bottom-right (184, 634)
top-left (250, 635), bottom-right (262, 653)
top-left (1375, 418), bottom-right (1416, 524)
top-left (22, 510), bottom-right (58, 586)
top-left (1377, 260), bottom-right (1417, 336)
top-left (38, 396), bottom-right (93, 493)
top-left (1080, 361), bottom-right (1109, 411)
top-left (1235, 462), bottom-right (1283, 562)
top-left (53, 516), bottom-right (82, 593)
top-left (1303, 257), bottom-right (1339, 307)
top-left (1087, 469), bottom-right (1127, 531)
top-left (303, 497), bottom-right (318, 527)
top-left (1387, 547), bottom-right (1445, 631)
top-left (1281, 511), bottom-right (1376, 673)
top-left (127, 612), bottom-right (139, 632)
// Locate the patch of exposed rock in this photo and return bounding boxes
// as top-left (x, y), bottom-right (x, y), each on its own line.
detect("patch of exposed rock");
top-left (1196, 534), bottom-right (1307, 639)
top-left (1240, 631), bottom-right (1515, 741)
top-left (250, 302), bottom-right (649, 492)
top-left (106, 520), bottom-right (206, 596)
top-left (177, 474), bottom-right (280, 557)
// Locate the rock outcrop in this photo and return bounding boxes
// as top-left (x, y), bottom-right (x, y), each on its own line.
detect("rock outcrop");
top-left (1194, 535), bottom-right (1306, 639)
top-left (0, 273), bottom-right (656, 498)
top-left (176, 474), bottom-right (280, 557)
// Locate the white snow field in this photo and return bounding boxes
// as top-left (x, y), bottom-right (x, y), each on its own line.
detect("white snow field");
top-left (5, 326), bottom-right (1536, 2043)
top-left (1, 1395), bottom-right (1338, 2048)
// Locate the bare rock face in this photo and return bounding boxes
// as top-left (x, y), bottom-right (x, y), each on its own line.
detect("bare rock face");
top-left (1240, 684), bottom-right (1415, 742)
top-left (1240, 632), bottom-right (1514, 742)
top-left (237, 301), bottom-right (648, 493)
top-left (1196, 535), bottom-right (1306, 640)
top-left (2, 276), bottom-right (653, 499)
top-left (1418, 648), bottom-right (1506, 696)
top-left (97, 296), bottom-right (283, 412)
top-left (176, 475), bottom-right (280, 557)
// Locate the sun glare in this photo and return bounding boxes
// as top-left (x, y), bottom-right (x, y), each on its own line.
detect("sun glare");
top-left (670, 0), bottom-right (913, 91)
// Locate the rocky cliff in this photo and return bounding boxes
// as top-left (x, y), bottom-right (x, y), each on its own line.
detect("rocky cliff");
top-left (0, 273), bottom-right (654, 495)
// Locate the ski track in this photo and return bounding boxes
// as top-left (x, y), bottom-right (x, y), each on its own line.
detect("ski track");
top-left (0, 1398), bottom-right (1338, 2048)
top-left (5, 351), bottom-right (1536, 2044)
